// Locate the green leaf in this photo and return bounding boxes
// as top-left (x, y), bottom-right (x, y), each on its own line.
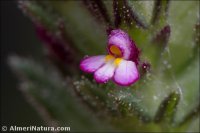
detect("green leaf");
top-left (151, 0), bottom-right (170, 25)
top-left (113, 0), bottom-right (148, 29)
top-left (178, 103), bottom-right (200, 126)
top-left (18, 1), bottom-right (57, 31)
top-left (82, 0), bottom-right (113, 26)
top-left (46, 1), bottom-right (107, 55)
top-left (154, 91), bottom-right (180, 123)
top-left (16, 1), bottom-right (200, 132)
top-left (173, 57), bottom-right (199, 124)
top-left (128, 0), bottom-right (154, 25)
top-left (19, 1), bottom-right (106, 56)
top-left (167, 1), bottom-right (199, 75)
top-left (73, 77), bottom-right (109, 111)
top-left (8, 56), bottom-right (114, 132)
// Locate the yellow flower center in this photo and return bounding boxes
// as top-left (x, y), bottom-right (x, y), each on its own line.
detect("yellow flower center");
top-left (105, 55), bottom-right (115, 62)
top-left (110, 45), bottom-right (122, 57)
top-left (105, 55), bottom-right (122, 67)
top-left (114, 58), bottom-right (122, 66)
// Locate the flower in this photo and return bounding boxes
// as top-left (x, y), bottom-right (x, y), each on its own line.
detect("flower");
top-left (80, 29), bottom-right (140, 86)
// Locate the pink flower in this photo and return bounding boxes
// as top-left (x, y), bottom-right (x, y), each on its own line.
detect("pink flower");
top-left (80, 29), bottom-right (140, 86)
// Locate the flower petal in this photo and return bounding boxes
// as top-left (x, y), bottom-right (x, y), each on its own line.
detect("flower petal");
top-left (80, 55), bottom-right (106, 73)
top-left (94, 61), bottom-right (116, 83)
top-left (114, 60), bottom-right (139, 86)
top-left (108, 29), bottom-right (139, 64)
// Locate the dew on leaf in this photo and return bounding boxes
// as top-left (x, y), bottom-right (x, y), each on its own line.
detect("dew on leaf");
top-left (135, 25), bottom-right (139, 29)
top-left (167, 64), bottom-right (172, 69)
top-left (153, 95), bottom-right (158, 100)
top-left (173, 97), bottom-right (177, 101)
top-left (163, 60), bottom-right (168, 65)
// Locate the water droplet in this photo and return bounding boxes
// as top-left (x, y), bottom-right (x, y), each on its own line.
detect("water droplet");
top-left (173, 97), bottom-right (177, 101)
top-left (167, 64), bottom-right (172, 69)
top-left (153, 95), bottom-right (158, 100)
top-left (81, 75), bottom-right (85, 79)
top-left (163, 60), bottom-right (168, 65)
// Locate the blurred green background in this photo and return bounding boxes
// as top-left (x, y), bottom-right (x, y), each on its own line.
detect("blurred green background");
top-left (1, 1), bottom-right (43, 126)
top-left (0, 0), bottom-right (199, 132)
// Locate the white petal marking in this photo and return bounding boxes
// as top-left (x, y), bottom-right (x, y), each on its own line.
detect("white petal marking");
top-left (80, 55), bottom-right (106, 73)
top-left (114, 60), bottom-right (139, 86)
top-left (94, 60), bottom-right (116, 83)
